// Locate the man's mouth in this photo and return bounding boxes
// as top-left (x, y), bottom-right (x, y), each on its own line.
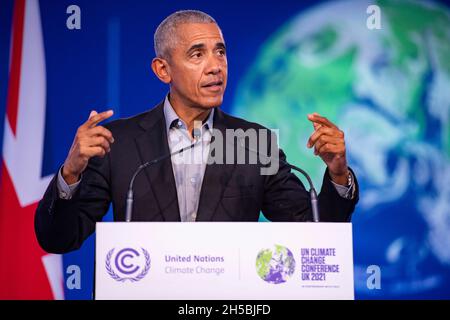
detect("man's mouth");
top-left (202, 80), bottom-right (224, 91)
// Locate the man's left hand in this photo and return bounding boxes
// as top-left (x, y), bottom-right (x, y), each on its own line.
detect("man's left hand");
top-left (306, 113), bottom-right (349, 185)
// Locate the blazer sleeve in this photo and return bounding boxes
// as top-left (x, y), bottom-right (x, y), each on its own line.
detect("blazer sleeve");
top-left (34, 153), bottom-right (112, 254)
top-left (261, 148), bottom-right (359, 222)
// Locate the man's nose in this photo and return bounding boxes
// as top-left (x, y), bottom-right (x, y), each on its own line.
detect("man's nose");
top-left (205, 55), bottom-right (223, 75)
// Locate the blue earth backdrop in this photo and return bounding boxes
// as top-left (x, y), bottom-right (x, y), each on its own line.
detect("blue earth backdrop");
top-left (0, 0), bottom-right (449, 299)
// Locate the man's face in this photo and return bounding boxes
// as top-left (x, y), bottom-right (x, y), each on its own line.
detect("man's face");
top-left (167, 23), bottom-right (228, 109)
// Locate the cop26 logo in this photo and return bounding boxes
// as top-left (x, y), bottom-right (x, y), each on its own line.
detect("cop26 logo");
top-left (105, 248), bottom-right (151, 282)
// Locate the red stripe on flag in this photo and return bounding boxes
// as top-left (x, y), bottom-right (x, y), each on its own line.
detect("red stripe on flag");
top-left (0, 163), bottom-right (54, 299)
top-left (6, 0), bottom-right (26, 136)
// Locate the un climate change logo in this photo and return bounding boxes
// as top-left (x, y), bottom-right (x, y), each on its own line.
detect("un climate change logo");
top-left (105, 248), bottom-right (151, 282)
top-left (256, 245), bottom-right (296, 284)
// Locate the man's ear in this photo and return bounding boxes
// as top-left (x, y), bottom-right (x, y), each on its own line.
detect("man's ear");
top-left (151, 57), bottom-right (171, 84)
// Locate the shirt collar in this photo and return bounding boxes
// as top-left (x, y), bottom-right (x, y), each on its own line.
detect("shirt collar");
top-left (163, 95), bottom-right (214, 135)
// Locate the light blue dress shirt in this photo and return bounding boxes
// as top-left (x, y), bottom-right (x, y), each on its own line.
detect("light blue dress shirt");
top-left (163, 97), bottom-right (214, 222)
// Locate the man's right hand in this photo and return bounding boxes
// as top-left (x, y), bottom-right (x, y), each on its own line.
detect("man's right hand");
top-left (62, 110), bottom-right (115, 185)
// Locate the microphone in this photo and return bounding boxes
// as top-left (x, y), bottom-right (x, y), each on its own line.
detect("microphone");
top-left (125, 128), bottom-right (202, 222)
top-left (238, 138), bottom-right (320, 222)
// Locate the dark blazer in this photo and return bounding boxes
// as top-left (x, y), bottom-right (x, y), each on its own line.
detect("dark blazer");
top-left (35, 102), bottom-right (359, 254)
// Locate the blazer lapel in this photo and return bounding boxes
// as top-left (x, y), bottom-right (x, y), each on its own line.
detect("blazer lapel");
top-left (196, 108), bottom-right (237, 221)
top-left (134, 103), bottom-right (180, 221)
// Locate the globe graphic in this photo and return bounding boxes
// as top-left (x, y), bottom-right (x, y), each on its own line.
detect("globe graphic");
top-left (256, 245), bottom-right (296, 284)
top-left (234, 0), bottom-right (450, 297)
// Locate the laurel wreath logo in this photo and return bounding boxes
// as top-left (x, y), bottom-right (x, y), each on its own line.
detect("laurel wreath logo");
top-left (105, 248), bottom-right (151, 282)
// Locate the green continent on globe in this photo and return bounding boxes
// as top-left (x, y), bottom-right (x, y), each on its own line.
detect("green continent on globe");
top-left (256, 249), bottom-right (273, 279)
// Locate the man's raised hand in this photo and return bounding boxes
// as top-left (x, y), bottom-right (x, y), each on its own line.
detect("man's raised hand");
top-left (62, 110), bottom-right (114, 184)
top-left (306, 112), bottom-right (349, 185)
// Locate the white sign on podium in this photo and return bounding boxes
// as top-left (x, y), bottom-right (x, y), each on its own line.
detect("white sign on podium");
top-left (95, 222), bottom-right (354, 300)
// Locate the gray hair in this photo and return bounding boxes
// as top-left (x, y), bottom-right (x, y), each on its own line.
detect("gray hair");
top-left (154, 10), bottom-right (218, 59)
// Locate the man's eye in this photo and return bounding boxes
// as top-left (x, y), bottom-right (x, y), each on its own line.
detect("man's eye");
top-left (191, 52), bottom-right (202, 58)
top-left (218, 49), bottom-right (226, 56)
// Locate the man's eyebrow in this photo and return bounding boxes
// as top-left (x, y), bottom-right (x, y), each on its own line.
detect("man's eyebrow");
top-left (186, 42), bottom-right (226, 54)
top-left (216, 42), bottom-right (226, 50)
top-left (187, 43), bottom-right (205, 54)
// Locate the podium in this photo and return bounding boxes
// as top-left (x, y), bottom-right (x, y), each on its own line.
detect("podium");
top-left (95, 222), bottom-right (354, 300)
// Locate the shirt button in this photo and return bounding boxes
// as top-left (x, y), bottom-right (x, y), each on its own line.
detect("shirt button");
top-left (60, 191), bottom-right (67, 199)
top-left (190, 177), bottom-right (197, 184)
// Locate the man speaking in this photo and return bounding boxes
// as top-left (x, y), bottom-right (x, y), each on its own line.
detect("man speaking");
top-left (35, 10), bottom-right (358, 254)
